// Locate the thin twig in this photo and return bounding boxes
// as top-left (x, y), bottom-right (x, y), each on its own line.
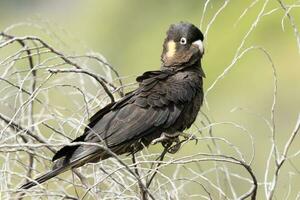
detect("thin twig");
top-left (48, 68), bottom-right (115, 103)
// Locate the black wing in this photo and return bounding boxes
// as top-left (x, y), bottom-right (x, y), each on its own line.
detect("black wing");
top-left (53, 69), bottom-right (199, 163)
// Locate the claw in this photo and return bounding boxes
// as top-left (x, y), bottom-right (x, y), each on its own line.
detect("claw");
top-left (180, 132), bottom-right (198, 144)
top-left (152, 132), bottom-right (181, 153)
top-left (164, 137), bottom-right (181, 154)
top-left (151, 132), bottom-right (198, 154)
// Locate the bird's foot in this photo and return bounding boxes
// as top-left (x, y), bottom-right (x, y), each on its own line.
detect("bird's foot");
top-left (151, 132), bottom-right (198, 154)
top-left (165, 132), bottom-right (198, 153)
top-left (151, 132), bottom-right (181, 154)
top-left (151, 132), bottom-right (174, 145)
top-left (162, 137), bottom-right (181, 154)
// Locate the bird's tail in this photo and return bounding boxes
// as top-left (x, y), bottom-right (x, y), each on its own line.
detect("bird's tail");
top-left (20, 163), bottom-right (71, 190)
top-left (20, 149), bottom-right (99, 190)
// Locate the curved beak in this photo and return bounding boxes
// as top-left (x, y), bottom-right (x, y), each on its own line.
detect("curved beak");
top-left (193, 40), bottom-right (204, 56)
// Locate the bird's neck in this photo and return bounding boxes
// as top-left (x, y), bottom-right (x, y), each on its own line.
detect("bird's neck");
top-left (160, 60), bottom-right (205, 78)
top-left (161, 59), bottom-right (201, 71)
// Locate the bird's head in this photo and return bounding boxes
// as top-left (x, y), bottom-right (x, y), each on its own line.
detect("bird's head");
top-left (161, 22), bottom-right (204, 69)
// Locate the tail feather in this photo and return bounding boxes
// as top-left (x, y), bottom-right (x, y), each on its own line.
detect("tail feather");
top-left (20, 164), bottom-right (70, 190)
top-left (20, 149), bottom-right (100, 190)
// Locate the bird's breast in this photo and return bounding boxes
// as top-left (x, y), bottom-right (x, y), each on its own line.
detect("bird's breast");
top-left (166, 70), bottom-right (203, 133)
top-left (178, 87), bottom-right (203, 131)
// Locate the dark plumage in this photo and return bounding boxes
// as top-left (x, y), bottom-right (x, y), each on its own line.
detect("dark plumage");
top-left (20, 22), bottom-right (205, 189)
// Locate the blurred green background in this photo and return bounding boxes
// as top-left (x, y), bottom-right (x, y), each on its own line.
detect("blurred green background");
top-left (1, 0), bottom-right (300, 199)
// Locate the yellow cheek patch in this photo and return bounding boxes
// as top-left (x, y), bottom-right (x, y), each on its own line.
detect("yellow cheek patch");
top-left (166, 40), bottom-right (176, 58)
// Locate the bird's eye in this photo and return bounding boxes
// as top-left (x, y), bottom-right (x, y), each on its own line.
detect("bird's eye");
top-left (180, 37), bottom-right (187, 45)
